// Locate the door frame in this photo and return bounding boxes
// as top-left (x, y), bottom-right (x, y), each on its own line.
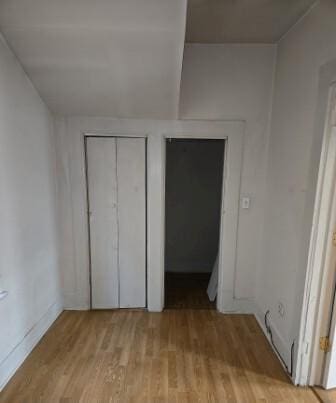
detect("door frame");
top-left (161, 130), bottom-right (243, 313)
top-left (296, 83), bottom-right (336, 386)
top-left (61, 119), bottom-right (244, 311)
top-left (84, 134), bottom-right (148, 309)
top-left (321, 227), bottom-right (336, 389)
top-left (163, 136), bottom-right (226, 311)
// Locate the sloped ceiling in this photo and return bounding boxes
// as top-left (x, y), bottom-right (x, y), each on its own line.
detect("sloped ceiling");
top-left (0, 0), bottom-right (187, 118)
top-left (0, 0), bottom-right (317, 118)
top-left (186, 0), bottom-right (317, 43)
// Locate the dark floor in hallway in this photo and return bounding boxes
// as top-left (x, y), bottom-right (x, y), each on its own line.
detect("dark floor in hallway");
top-left (165, 272), bottom-right (217, 310)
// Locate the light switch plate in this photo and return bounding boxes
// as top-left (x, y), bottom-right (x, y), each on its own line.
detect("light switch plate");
top-left (242, 197), bottom-right (250, 209)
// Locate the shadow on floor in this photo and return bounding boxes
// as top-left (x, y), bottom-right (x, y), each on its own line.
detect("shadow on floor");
top-left (164, 272), bottom-right (216, 310)
top-left (0, 310), bottom-right (319, 402)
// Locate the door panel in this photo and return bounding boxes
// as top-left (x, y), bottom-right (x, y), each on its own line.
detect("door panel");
top-left (324, 280), bottom-right (336, 389)
top-left (117, 138), bottom-right (146, 308)
top-left (86, 137), bottom-right (119, 308)
top-left (321, 129), bottom-right (336, 389)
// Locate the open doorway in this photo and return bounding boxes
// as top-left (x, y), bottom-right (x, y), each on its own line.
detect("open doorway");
top-left (307, 125), bottom-right (336, 390)
top-left (164, 138), bottom-right (225, 309)
top-left (296, 84), bottom-right (336, 391)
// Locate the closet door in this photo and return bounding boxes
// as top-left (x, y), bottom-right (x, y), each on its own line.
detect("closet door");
top-left (86, 137), bottom-right (119, 308)
top-left (117, 138), bottom-right (146, 308)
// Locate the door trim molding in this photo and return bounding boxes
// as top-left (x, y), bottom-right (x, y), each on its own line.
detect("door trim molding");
top-left (162, 132), bottom-right (244, 313)
top-left (61, 118), bottom-right (245, 313)
top-left (296, 83), bottom-right (336, 386)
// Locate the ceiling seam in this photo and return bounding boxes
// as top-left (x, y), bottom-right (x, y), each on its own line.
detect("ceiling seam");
top-left (176, 0), bottom-right (188, 120)
top-left (277, 0), bottom-right (319, 44)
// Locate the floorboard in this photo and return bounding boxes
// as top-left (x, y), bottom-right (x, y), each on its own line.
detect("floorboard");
top-left (313, 386), bottom-right (336, 402)
top-left (0, 310), bottom-right (318, 402)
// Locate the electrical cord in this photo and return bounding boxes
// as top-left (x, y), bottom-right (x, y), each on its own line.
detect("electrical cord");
top-left (264, 310), bottom-right (294, 377)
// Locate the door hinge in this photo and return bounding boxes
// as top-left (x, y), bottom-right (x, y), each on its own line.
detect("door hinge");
top-left (333, 231), bottom-right (336, 246)
top-left (320, 336), bottom-right (330, 352)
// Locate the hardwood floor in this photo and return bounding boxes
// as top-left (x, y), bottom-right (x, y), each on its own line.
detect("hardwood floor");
top-left (313, 387), bottom-right (336, 402)
top-left (0, 310), bottom-right (318, 402)
top-left (165, 272), bottom-right (215, 309)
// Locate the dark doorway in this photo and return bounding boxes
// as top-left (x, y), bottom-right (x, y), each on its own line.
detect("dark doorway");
top-left (164, 138), bottom-right (225, 309)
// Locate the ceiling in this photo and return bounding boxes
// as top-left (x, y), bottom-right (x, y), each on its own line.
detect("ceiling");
top-left (186, 0), bottom-right (317, 43)
top-left (0, 0), bottom-right (317, 118)
top-left (0, 0), bottom-right (187, 118)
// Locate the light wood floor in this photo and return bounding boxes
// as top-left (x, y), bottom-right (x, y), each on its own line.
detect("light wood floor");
top-left (0, 310), bottom-right (318, 402)
top-left (313, 387), bottom-right (336, 402)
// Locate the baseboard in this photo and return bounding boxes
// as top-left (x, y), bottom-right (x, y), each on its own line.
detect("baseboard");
top-left (254, 303), bottom-right (293, 381)
top-left (218, 296), bottom-right (294, 378)
top-left (63, 292), bottom-right (90, 310)
top-left (0, 299), bottom-right (63, 391)
top-left (218, 289), bottom-right (255, 314)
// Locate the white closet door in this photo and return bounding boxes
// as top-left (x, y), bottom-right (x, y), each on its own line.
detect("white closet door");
top-left (86, 137), bottom-right (119, 309)
top-left (117, 138), bottom-right (146, 308)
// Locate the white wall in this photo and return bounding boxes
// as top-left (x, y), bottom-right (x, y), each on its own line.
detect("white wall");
top-left (255, 0), bottom-right (336, 378)
top-left (0, 34), bottom-right (62, 389)
top-left (0, 0), bottom-right (333, 388)
top-left (55, 118), bottom-right (245, 313)
top-left (179, 44), bottom-right (276, 298)
top-left (54, 44), bottom-right (275, 312)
